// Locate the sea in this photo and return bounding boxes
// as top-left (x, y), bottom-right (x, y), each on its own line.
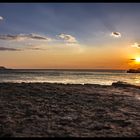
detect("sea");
top-left (0, 69), bottom-right (140, 85)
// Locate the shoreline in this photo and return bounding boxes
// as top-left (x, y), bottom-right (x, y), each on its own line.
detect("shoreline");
top-left (0, 80), bottom-right (140, 87)
top-left (0, 82), bottom-right (140, 137)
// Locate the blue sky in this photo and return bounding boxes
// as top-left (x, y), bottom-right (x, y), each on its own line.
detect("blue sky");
top-left (1, 3), bottom-right (140, 44)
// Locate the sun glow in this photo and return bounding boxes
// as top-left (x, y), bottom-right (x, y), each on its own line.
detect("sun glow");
top-left (135, 57), bottom-right (140, 63)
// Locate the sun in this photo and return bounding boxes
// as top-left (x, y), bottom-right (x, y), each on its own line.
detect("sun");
top-left (135, 57), bottom-right (140, 63)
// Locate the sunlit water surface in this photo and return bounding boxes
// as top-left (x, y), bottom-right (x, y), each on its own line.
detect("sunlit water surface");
top-left (0, 69), bottom-right (140, 85)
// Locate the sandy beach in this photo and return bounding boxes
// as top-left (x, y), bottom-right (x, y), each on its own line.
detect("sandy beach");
top-left (0, 82), bottom-right (140, 137)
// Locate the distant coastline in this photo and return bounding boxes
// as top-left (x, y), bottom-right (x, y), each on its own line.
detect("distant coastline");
top-left (5, 68), bottom-right (126, 72)
top-left (0, 65), bottom-right (127, 72)
top-left (127, 68), bottom-right (140, 73)
top-left (0, 66), bottom-right (12, 70)
top-left (0, 66), bottom-right (7, 70)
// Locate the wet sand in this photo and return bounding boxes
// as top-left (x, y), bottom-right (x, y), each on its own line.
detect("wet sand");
top-left (0, 82), bottom-right (140, 137)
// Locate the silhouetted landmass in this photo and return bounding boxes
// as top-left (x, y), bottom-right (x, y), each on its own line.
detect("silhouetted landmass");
top-left (127, 68), bottom-right (140, 73)
top-left (0, 66), bottom-right (12, 71)
top-left (0, 66), bottom-right (7, 70)
top-left (0, 82), bottom-right (140, 137)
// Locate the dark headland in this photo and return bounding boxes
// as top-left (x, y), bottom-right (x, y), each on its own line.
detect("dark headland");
top-left (0, 66), bottom-right (12, 71)
top-left (0, 66), bottom-right (7, 70)
top-left (0, 81), bottom-right (140, 137)
top-left (127, 68), bottom-right (140, 73)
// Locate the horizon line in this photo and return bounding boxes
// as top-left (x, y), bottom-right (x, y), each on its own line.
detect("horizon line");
top-left (10, 68), bottom-right (127, 71)
top-left (0, 66), bottom-right (128, 70)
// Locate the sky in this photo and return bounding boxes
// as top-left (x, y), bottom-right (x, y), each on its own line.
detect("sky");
top-left (0, 3), bottom-right (140, 69)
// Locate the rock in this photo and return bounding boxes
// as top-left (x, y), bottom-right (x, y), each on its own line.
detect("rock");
top-left (112, 81), bottom-right (139, 88)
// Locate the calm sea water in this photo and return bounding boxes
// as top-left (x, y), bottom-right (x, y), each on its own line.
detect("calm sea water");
top-left (0, 69), bottom-right (140, 85)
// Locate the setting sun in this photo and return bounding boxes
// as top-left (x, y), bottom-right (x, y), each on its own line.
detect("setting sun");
top-left (135, 57), bottom-right (140, 63)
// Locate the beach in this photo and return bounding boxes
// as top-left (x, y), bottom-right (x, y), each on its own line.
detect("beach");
top-left (0, 82), bottom-right (140, 137)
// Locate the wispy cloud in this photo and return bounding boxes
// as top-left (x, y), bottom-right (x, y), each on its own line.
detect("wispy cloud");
top-left (26, 44), bottom-right (46, 51)
top-left (0, 16), bottom-right (3, 21)
top-left (29, 47), bottom-right (45, 50)
top-left (0, 33), bottom-right (52, 41)
top-left (131, 42), bottom-right (140, 48)
top-left (110, 32), bottom-right (121, 38)
top-left (0, 47), bottom-right (20, 51)
top-left (57, 33), bottom-right (78, 43)
top-left (0, 33), bottom-right (81, 52)
top-left (130, 58), bottom-right (136, 60)
top-left (27, 33), bottom-right (52, 41)
top-left (0, 33), bottom-right (79, 45)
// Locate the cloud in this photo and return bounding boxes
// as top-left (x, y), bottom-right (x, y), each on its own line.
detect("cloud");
top-left (0, 33), bottom-right (79, 46)
top-left (130, 59), bottom-right (136, 60)
top-left (57, 33), bottom-right (78, 43)
top-left (0, 47), bottom-right (20, 51)
top-left (0, 16), bottom-right (3, 21)
top-left (0, 33), bottom-right (52, 41)
top-left (26, 33), bottom-right (52, 41)
top-left (110, 32), bottom-right (121, 38)
top-left (26, 45), bottom-right (46, 51)
top-left (131, 42), bottom-right (140, 48)
top-left (29, 47), bottom-right (44, 50)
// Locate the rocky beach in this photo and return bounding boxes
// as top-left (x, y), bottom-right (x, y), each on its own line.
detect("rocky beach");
top-left (0, 82), bottom-right (140, 137)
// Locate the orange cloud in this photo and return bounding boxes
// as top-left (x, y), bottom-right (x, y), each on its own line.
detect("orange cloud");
top-left (131, 42), bottom-right (140, 48)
